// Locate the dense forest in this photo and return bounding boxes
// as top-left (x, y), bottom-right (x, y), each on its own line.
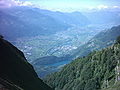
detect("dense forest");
top-left (44, 36), bottom-right (120, 90)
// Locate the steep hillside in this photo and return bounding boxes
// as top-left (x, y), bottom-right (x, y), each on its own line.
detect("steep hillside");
top-left (44, 36), bottom-right (120, 90)
top-left (0, 37), bottom-right (53, 90)
top-left (73, 25), bottom-right (120, 58)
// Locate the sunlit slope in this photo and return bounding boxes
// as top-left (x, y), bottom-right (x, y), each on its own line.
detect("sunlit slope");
top-left (44, 36), bottom-right (120, 90)
top-left (72, 25), bottom-right (120, 58)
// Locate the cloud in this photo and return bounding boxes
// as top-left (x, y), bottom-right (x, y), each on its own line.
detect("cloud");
top-left (19, 1), bottom-right (32, 6)
top-left (86, 4), bottom-right (120, 11)
top-left (97, 5), bottom-right (108, 9)
top-left (0, 0), bottom-right (32, 8)
top-left (0, 0), bottom-right (17, 8)
top-left (113, 6), bottom-right (120, 9)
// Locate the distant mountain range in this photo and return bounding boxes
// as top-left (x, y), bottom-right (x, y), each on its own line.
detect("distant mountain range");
top-left (0, 6), bottom-right (90, 40)
top-left (1, 6), bottom-right (120, 40)
top-left (83, 11), bottom-right (120, 25)
top-left (0, 7), bottom-right (69, 40)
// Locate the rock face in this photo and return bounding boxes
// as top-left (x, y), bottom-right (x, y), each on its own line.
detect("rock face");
top-left (0, 37), bottom-right (53, 90)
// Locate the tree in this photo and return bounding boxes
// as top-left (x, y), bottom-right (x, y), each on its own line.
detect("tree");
top-left (116, 36), bottom-right (120, 44)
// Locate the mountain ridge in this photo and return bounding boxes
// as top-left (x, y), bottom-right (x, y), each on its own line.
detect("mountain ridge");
top-left (0, 6), bottom-right (90, 40)
top-left (72, 25), bottom-right (120, 59)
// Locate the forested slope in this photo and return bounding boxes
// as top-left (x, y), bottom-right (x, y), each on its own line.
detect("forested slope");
top-left (44, 36), bottom-right (120, 90)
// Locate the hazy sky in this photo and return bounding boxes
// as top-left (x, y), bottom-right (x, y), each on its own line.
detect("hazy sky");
top-left (0, 0), bottom-right (120, 12)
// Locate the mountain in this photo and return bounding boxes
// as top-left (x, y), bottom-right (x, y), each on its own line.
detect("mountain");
top-left (0, 6), bottom-right (99, 78)
top-left (0, 6), bottom-right (90, 40)
top-left (15, 25), bottom-right (120, 78)
top-left (72, 25), bottom-right (120, 59)
top-left (39, 10), bottom-right (90, 26)
top-left (0, 37), bottom-right (53, 90)
top-left (44, 36), bottom-right (120, 90)
top-left (0, 6), bottom-right (69, 40)
top-left (83, 11), bottom-right (120, 25)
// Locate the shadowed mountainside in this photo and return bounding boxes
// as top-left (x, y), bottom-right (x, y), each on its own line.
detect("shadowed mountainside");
top-left (0, 37), bottom-right (53, 90)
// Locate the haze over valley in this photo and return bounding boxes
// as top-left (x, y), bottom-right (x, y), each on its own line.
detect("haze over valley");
top-left (0, 1), bottom-right (120, 89)
top-left (0, 3), bottom-right (120, 77)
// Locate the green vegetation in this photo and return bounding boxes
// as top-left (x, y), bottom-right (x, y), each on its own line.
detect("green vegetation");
top-left (73, 25), bottom-right (120, 58)
top-left (0, 38), bottom-right (53, 90)
top-left (15, 27), bottom-right (98, 61)
top-left (44, 37), bottom-right (120, 90)
top-left (116, 36), bottom-right (120, 44)
top-left (102, 81), bottom-right (120, 90)
top-left (13, 27), bottom-right (98, 77)
top-left (15, 25), bottom-right (120, 78)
